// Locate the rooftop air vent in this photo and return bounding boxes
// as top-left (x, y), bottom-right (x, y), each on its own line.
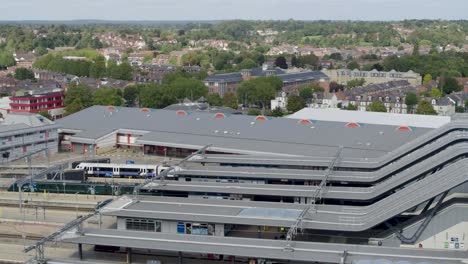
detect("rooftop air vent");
top-left (214, 113), bottom-right (226, 119)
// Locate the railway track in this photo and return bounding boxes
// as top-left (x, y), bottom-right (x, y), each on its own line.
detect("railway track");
top-left (0, 233), bottom-right (43, 240)
top-left (0, 202), bottom-right (95, 212)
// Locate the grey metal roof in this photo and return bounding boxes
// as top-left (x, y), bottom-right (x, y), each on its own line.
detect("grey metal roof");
top-left (57, 106), bottom-right (430, 158)
top-left (189, 122), bottom-right (468, 168)
top-left (204, 72), bottom-right (242, 82)
top-left (146, 142), bottom-right (468, 199)
top-left (277, 71), bottom-right (329, 83)
top-left (59, 228), bottom-right (467, 264)
top-left (104, 158), bottom-right (468, 232)
top-left (204, 68), bottom-right (327, 84)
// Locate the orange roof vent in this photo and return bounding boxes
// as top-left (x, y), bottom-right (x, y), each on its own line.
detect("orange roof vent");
top-left (345, 122), bottom-right (361, 128)
top-left (396, 126), bottom-right (413, 132)
top-left (140, 108), bottom-right (151, 113)
top-left (214, 113), bottom-right (226, 119)
top-left (255, 115), bottom-right (268, 121)
top-left (298, 119), bottom-right (312, 125)
top-left (176, 110), bottom-right (188, 116)
top-left (107, 106), bottom-right (117, 111)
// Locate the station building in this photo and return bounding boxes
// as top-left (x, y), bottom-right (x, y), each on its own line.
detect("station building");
top-left (36, 105), bottom-right (468, 264)
top-left (56, 105), bottom-right (448, 158)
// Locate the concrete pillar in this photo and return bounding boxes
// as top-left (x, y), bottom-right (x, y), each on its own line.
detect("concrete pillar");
top-left (178, 251), bottom-right (183, 264)
top-left (78, 243), bottom-right (83, 260)
top-left (126, 247), bottom-right (132, 264)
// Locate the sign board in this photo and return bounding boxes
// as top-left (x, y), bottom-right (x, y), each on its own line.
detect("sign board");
top-left (126, 160), bottom-right (135, 164)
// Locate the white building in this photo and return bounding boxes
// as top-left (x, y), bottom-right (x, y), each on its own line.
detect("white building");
top-left (271, 92), bottom-right (288, 110)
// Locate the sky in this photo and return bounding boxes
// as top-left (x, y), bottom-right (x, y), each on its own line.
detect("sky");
top-left (0, 0), bottom-right (467, 21)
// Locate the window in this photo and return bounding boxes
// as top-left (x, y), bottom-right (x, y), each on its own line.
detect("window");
top-left (125, 218), bottom-right (161, 232)
top-left (184, 222), bottom-right (215, 235)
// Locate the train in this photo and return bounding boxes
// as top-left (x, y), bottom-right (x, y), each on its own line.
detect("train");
top-left (71, 158), bottom-right (111, 169)
top-left (75, 162), bottom-right (170, 178)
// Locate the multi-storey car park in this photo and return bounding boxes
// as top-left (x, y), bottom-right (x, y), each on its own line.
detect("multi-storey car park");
top-left (25, 106), bottom-right (468, 264)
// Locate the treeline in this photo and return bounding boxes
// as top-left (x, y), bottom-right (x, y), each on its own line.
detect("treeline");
top-left (381, 51), bottom-right (468, 79)
top-left (180, 48), bottom-right (266, 72)
top-left (33, 50), bottom-right (133, 80)
top-left (64, 70), bottom-right (208, 115)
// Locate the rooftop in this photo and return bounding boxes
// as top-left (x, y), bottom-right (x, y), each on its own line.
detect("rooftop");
top-left (0, 112), bottom-right (56, 133)
top-left (57, 106), bottom-right (432, 158)
top-left (287, 108), bottom-right (450, 129)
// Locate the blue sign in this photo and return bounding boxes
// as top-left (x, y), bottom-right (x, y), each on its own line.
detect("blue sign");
top-left (105, 172), bottom-right (113, 177)
top-left (177, 222), bottom-right (185, 233)
top-left (126, 160), bottom-right (135, 164)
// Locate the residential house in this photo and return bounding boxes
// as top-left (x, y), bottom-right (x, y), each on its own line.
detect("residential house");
top-left (323, 69), bottom-right (422, 86)
top-left (13, 52), bottom-right (36, 69)
top-left (430, 97), bottom-right (455, 116)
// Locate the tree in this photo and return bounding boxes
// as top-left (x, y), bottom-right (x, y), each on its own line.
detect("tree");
top-left (346, 103), bottom-right (358, 110)
top-left (222, 92), bottom-right (238, 109)
top-left (112, 62), bottom-right (133, 81)
top-left (291, 55), bottom-right (299, 67)
top-left (329, 82), bottom-right (345, 93)
top-left (269, 107), bottom-right (284, 117)
top-left (237, 77), bottom-right (281, 109)
top-left (372, 63), bottom-right (384, 71)
top-left (247, 108), bottom-right (261, 116)
top-left (298, 84), bottom-right (323, 103)
top-left (404, 92), bottom-right (418, 113)
top-left (0, 52), bottom-right (15, 68)
top-left (347, 61), bottom-right (360, 70)
top-left (14, 68), bottom-right (35, 80)
top-left (93, 87), bottom-right (124, 106)
top-left (423, 74), bottom-right (433, 84)
top-left (430, 88), bottom-right (442, 98)
top-left (239, 58), bottom-right (257, 69)
top-left (416, 100), bottom-right (437, 115)
top-left (287, 95), bottom-right (306, 113)
top-left (139, 83), bottom-right (175, 109)
top-left (123, 85), bottom-right (141, 106)
top-left (366, 101), bottom-right (387, 112)
top-left (439, 76), bottom-right (462, 94)
top-left (347, 78), bottom-right (366, 88)
top-left (206, 93), bottom-right (223, 106)
top-left (89, 57), bottom-right (107, 79)
top-left (35, 46), bottom-right (48, 56)
top-left (329, 53), bottom-right (343, 61)
top-left (274, 56), bottom-right (288, 69)
top-left (166, 77), bottom-right (208, 101)
top-left (106, 59), bottom-right (118, 78)
top-left (295, 54), bottom-right (319, 68)
top-left (455, 106), bottom-right (465, 113)
top-left (64, 83), bottom-right (93, 115)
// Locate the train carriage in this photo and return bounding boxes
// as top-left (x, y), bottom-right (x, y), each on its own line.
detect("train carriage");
top-left (75, 163), bottom-right (169, 178)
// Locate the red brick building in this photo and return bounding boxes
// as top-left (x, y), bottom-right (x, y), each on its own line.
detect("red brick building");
top-left (9, 92), bottom-right (65, 119)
